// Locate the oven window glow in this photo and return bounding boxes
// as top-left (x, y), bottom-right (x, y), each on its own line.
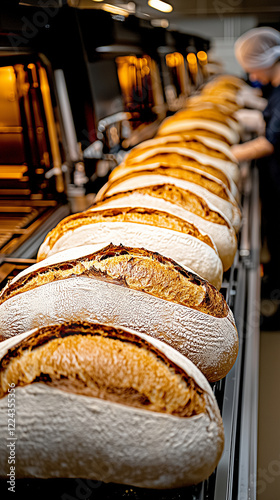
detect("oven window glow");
top-left (166, 52), bottom-right (184, 68)
top-left (148, 0), bottom-right (173, 13)
top-left (187, 53), bottom-right (198, 75)
top-left (187, 53), bottom-right (197, 65)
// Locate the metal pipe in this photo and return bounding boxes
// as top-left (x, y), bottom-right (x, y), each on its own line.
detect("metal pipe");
top-left (54, 69), bottom-right (81, 164)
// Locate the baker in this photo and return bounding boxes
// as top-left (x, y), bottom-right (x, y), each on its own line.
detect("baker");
top-left (231, 27), bottom-right (280, 308)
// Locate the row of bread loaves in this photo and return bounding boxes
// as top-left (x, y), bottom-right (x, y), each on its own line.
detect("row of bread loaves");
top-left (0, 73), bottom-right (249, 489)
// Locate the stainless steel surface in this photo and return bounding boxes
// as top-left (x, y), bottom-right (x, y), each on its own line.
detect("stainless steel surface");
top-left (214, 253), bottom-right (246, 500)
top-left (239, 162), bottom-right (253, 262)
top-left (98, 112), bottom-right (130, 133)
top-left (54, 69), bottom-right (82, 164)
top-left (95, 45), bottom-right (143, 54)
top-left (213, 165), bottom-right (260, 500)
top-left (0, 200), bottom-right (58, 256)
top-left (9, 204), bottom-right (71, 259)
top-left (238, 166), bottom-right (261, 500)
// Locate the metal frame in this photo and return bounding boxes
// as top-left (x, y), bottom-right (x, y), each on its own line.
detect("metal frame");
top-left (237, 166), bottom-right (260, 500)
top-left (4, 204), bottom-right (70, 260)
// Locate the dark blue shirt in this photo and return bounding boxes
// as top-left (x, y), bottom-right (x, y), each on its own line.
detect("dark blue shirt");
top-left (263, 85), bottom-right (280, 187)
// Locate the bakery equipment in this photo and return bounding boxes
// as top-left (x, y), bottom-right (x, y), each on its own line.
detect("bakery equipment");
top-left (0, 4), bottom-right (99, 256)
top-left (0, 53), bottom-right (72, 258)
top-left (156, 29), bottom-right (211, 112)
top-left (79, 11), bottom-right (167, 161)
top-left (158, 42), bottom-right (191, 112)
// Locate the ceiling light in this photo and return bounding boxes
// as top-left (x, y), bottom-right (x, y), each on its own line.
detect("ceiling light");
top-left (148, 0), bottom-right (173, 13)
top-left (92, 0), bottom-right (104, 2)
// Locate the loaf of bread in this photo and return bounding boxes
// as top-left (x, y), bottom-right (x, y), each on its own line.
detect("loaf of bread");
top-left (201, 86), bottom-right (240, 108)
top-left (164, 107), bottom-right (241, 135)
top-left (203, 74), bottom-right (245, 93)
top-left (185, 94), bottom-right (240, 113)
top-left (90, 187), bottom-right (236, 271)
top-left (95, 168), bottom-right (241, 232)
top-left (112, 148), bottom-right (239, 201)
top-left (105, 159), bottom-right (232, 198)
top-left (186, 97), bottom-right (237, 117)
top-left (0, 321), bottom-right (224, 487)
top-left (121, 134), bottom-right (240, 182)
top-left (36, 206), bottom-right (223, 285)
top-left (134, 133), bottom-right (239, 160)
top-left (157, 113), bottom-right (240, 144)
top-left (0, 244), bottom-right (238, 381)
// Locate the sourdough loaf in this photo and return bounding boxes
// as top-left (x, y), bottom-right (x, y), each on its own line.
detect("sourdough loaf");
top-left (89, 186), bottom-right (237, 271)
top-left (122, 133), bottom-right (240, 175)
top-left (36, 206), bottom-right (223, 285)
top-left (0, 321), bottom-right (224, 487)
top-left (112, 150), bottom-right (239, 201)
top-left (203, 74), bottom-right (244, 93)
top-left (164, 107), bottom-right (241, 134)
top-left (0, 244), bottom-right (238, 381)
top-left (95, 168), bottom-right (241, 232)
top-left (157, 114), bottom-right (240, 144)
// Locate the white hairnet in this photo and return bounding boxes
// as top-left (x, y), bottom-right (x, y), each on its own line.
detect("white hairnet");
top-left (235, 27), bottom-right (280, 71)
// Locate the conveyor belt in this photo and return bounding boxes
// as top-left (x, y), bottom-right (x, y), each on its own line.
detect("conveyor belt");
top-left (0, 166), bottom-right (260, 500)
top-left (0, 203), bottom-right (70, 259)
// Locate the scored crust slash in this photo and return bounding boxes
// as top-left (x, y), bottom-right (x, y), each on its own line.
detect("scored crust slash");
top-left (0, 321), bottom-right (224, 488)
top-left (0, 244), bottom-right (238, 382)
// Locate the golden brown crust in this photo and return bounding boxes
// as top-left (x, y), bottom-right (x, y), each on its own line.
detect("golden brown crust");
top-left (177, 135), bottom-right (232, 160)
top-left (103, 166), bottom-right (232, 202)
top-left (195, 130), bottom-right (232, 144)
top-left (204, 76), bottom-right (243, 92)
top-left (95, 184), bottom-right (228, 226)
top-left (39, 206), bottom-right (219, 258)
top-left (202, 87), bottom-right (238, 103)
top-left (157, 127), bottom-right (232, 144)
top-left (184, 95), bottom-right (240, 113)
top-left (0, 244), bottom-right (228, 318)
top-left (169, 108), bottom-right (235, 126)
top-left (186, 99), bottom-right (236, 118)
top-left (122, 153), bottom-right (231, 189)
top-left (0, 322), bottom-right (206, 417)
top-left (126, 136), bottom-right (231, 163)
top-left (182, 138), bottom-right (231, 160)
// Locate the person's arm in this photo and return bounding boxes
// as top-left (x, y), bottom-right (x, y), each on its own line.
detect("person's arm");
top-left (230, 136), bottom-right (274, 162)
top-left (236, 88), bottom-right (268, 111)
top-left (234, 109), bottom-right (266, 135)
